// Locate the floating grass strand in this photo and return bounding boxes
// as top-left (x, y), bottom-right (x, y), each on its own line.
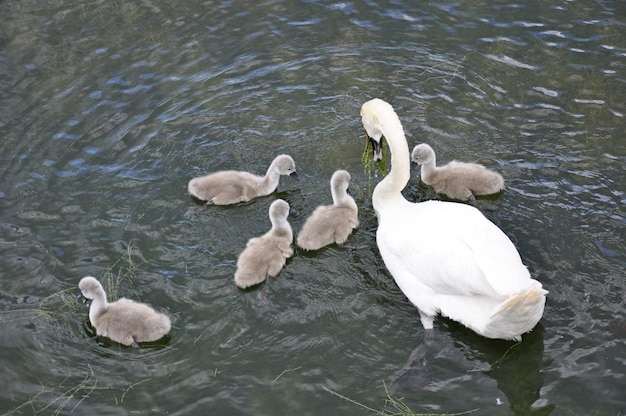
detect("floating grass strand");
top-left (271, 367), bottom-right (302, 384)
top-left (101, 241), bottom-right (143, 301)
top-left (3, 382), bottom-right (54, 416)
top-left (416, 54), bottom-right (469, 86)
top-left (323, 382), bottom-right (478, 416)
top-left (1, 365), bottom-right (154, 416)
top-left (38, 368), bottom-right (95, 416)
top-left (8, 241), bottom-right (145, 329)
top-left (0, 285), bottom-right (83, 326)
top-left (322, 386), bottom-right (380, 414)
top-left (119, 378), bottom-right (152, 404)
top-left (467, 341), bottom-right (523, 372)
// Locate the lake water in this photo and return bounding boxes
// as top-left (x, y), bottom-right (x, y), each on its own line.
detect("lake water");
top-left (1, 0), bottom-right (624, 415)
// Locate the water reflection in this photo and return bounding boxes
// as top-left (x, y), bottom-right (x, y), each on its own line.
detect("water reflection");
top-left (391, 324), bottom-right (554, 415)
top-left (477, 328), bottom-right (554, 416)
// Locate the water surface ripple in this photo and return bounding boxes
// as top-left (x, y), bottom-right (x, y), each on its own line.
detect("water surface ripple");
top-left (0, 0), bottom-right (624, 415)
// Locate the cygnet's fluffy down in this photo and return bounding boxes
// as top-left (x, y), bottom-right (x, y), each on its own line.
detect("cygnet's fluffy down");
top-left (78, 276), bottom-right (171, 346)
top-left (187, 154), bottom-right (299, 205)
top-left (234, 199), bottom-right (293, 289)
top-left (411, 143), bottom-right (504, 201)
top-left (297, 170), bottom-right (359, 250)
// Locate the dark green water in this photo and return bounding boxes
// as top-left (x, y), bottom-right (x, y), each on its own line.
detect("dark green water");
top-left (1, 1), bottom-right (624, 415)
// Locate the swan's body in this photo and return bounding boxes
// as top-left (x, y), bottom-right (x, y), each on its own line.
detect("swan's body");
top-left (411, 143), bottom-right (504, 201)
top-left (234, 199), bottom-right (294, 289)
top-left (297, 170), bottom-right (359, 250)
top-left (78, 276), bottom-right (171, 346)
top-left (361, 98), bottom-right (546, 341)
top-left (188, 154), bottom-right (300, 205)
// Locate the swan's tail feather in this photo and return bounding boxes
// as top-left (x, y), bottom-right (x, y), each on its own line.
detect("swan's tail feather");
top-left (484, 287), bottom-right (547, 341)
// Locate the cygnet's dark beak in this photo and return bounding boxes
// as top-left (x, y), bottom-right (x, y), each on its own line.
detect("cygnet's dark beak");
top-left (290, 171), bottom-right (301, 181)
top-left (410, 160), bottom-right (418, 172)
top-left (77, 292), bottom-right (89, 305)
top-left (369, 134), bottom-right (383, 162)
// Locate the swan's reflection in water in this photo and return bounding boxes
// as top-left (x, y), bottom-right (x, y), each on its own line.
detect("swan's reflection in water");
top-left (390, 323), bottom-right (555, 415)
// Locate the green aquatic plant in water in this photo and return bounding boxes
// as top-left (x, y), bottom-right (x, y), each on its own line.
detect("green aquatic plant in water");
top-left (40, 242), bottom-right (142, 322)
top-left (0, 251), bottom-right (126, 328)
top-left (99, 242), bottom-right (142, 301)
top-left (0, 242), bottom-right (142, 327)
top-left (361, 134), bottom-right (388, 194)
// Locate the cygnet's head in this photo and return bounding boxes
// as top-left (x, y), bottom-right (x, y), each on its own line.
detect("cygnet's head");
top-left (269, 199), bottom-right (290, 220)
top-left (187, 178), bottom-right (201, 196)
top-left (331, 170), bottom-right (351, 192)
top-left (78, 276), bottom-right (102, 299)
top-left (273, 155), bottom-right (300, 180)
top-left (411, 143), bottom-right (436, 165)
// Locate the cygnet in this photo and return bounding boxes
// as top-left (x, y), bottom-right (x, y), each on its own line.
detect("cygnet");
top-left (78, 276), bottom-right (171, 347)
top-left (188, 154), bottom-right (300, 205)
top-left (411, 143), bottom-right (504, 201)
top-left (297, 170), bottom-right (359, 250)
top-left (234, 199), bottom-right (293, 289)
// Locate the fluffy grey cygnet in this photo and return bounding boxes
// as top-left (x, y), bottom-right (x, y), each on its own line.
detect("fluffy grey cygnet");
top-left (411, 143), bottom-right (504, 201)
top-left (187, 154), bottom-right (300, 205)
top-left (78, 276), bottom-right (171, 346)
top-left (234, 199), bottom-right (293, 289)
top-left (297, 170), bottom-right (359, 250)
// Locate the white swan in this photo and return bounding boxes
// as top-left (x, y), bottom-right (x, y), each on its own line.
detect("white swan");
top-left (411, 143), bottom-right (504, 201)
top-left (78, 276), bottom-right (171, 346)
top-left (297, 170), bottom-right (359, 250)
top-left (361, 98), bottom-right (546, 341)
top-left (188, 154), bottom-right (300, 205)
top-left (234, 199), bottom-right (294, 289)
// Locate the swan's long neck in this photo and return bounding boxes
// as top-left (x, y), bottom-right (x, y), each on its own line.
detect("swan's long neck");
top-left (261, 163), bottom-right (282, 193)
top-left (88, 287), bottom-right (109, 324)
top-left (372, 111), bottom-right (411, 215)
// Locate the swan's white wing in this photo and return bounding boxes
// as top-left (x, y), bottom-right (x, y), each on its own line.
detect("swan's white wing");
top-left (433, 202), bottom-right (534, 295)
top-left (378, 216), bottom-right (495, 298)
top-left (378, 201), bottom-right (531, 299)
